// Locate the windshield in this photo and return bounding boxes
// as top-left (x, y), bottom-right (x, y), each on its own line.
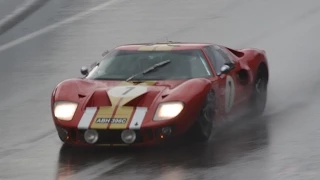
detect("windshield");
top-left (86, 49), bottom-right (213, 81)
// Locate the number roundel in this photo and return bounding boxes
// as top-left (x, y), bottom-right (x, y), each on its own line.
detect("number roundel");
top-left (108, 86), bottom-right (147, 98)
top-left (225, 75), bottom-right (235, 113)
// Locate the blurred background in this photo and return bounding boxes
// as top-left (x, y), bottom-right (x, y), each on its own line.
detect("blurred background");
top-left (0, 0), bottom-right (320, 179)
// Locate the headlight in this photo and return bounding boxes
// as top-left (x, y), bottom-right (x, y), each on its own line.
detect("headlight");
top-left (54, 101), bottom-right (78, 121)
top-left (153, 101), bottom-right (184, 121)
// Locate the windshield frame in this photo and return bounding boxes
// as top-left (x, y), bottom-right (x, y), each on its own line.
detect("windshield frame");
top-left (86, 49), bottom-right (214, 81)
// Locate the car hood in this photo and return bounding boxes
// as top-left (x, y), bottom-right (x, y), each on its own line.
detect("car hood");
top-left (87, 80), bottom-right (181, 108)
top-left (54, 78), bottom-right (187, 108)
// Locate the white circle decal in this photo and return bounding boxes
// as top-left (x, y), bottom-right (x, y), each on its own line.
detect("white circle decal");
top-left (108, 86), bottom-right (147, 98)
top-left (225, 75), bottom-right (235, 113)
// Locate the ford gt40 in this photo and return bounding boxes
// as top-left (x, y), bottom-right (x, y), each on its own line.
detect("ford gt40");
top-left (51, 42), bottom-right (269, 147)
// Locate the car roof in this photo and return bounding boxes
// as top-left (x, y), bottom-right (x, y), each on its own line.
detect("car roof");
top-left (114, 42), bottom-right (214, 51)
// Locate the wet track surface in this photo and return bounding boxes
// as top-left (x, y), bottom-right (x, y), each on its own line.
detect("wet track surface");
top-left (1, 0), bottom-right (320, 179)
top-left (0, 0), bottom-right (26, 20)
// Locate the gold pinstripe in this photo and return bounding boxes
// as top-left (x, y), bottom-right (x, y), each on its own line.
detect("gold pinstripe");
top-left (154, 44), bottom-right (174, 51)
top-left (90, 106), bottom-right (115, 129)
top-left (89, 81), bottom-right (157, 130)
top-left (109, 106), bottom-right (134, 129)
top-left (138, 45), bottom-right (156, 51)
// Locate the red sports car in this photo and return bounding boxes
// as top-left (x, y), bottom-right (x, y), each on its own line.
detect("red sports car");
top-left (51, 42), bottom-right (269, 147)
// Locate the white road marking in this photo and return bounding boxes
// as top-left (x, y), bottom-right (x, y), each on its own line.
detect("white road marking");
top-left (0, 132), bottom-right (56, 163)
top-left (129, 107), bottom-right (148, 129)
top-left (0, 0), bottom-right (124, 54)
top-left (66, 158), bottom-right (131, 180)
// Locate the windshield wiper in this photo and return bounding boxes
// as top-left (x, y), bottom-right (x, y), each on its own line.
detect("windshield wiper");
top-left (126, 59), bottom-right (171, 81)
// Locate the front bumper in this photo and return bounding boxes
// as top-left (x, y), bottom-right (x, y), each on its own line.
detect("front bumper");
top-left (55, 124), bottom-right (181, 147)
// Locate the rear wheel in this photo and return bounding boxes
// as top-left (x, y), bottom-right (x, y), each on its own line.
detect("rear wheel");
top-left (249, 65), bottom-right (268, 116)
top-left (189, 90), bottom-right (216, 141)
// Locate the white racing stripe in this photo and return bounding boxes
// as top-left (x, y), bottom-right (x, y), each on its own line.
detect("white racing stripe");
top-left (0, 0), bottom-right (125, 54)
top-left (77, 107), bottom-right (97, 129)
top-left (129, 107), bottom-right (148, 129)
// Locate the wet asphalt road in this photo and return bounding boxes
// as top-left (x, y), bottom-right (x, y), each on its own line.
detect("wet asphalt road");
top-left (1, 0), bottom-right (320, 179)
top-left (0, 0), bottom-right (26, 20)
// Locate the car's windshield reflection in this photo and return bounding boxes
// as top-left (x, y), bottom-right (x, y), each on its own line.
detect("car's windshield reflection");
top-left (86, 49), bottom-right (212, 81)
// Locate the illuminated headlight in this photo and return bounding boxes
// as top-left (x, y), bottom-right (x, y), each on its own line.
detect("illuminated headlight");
top-left (54, 101), bottom-right (78, 121)
top-left (153, 101), bottom-right (184, 121)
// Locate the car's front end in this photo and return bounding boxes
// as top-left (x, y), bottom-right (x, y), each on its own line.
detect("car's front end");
top-left (51, 79), bottom-right (209, 147)
top-left (53, 102), bottom-right (195, 147)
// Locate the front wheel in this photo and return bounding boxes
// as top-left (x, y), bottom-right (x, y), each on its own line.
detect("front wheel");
top-left (249, 67), bottom-right (268, 116)
top-left (189, 90), bottom-right (216, 141)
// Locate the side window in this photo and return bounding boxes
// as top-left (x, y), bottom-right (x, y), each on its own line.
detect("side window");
top-left (203, 46), bottom-right (227, 74)
top-left (203, 47), bottom-right (215, 71)
top-left (214, 46), bottom-right (234, 64)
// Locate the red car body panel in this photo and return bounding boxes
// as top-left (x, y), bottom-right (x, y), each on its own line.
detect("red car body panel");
top-left (51, 42), bottom-right (268, 147)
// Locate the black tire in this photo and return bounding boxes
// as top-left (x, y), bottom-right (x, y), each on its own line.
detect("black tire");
top-left (249, 65), bottom-right (268, 116)
top-left (189, 90), bottom-right (216, 141)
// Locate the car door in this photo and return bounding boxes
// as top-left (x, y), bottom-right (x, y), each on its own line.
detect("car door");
top-left (203, 45), bottom-right (241, 117)
top-left (216, 46), bottom-right (249, 108)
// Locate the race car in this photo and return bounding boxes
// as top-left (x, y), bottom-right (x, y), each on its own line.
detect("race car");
top-left (51, 42), bottom-right (269, 147)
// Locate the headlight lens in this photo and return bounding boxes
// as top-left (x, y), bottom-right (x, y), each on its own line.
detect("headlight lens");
top-left (54, 101), bottom-right (78, 121)
top-left (153, 101), bottom-right (184, 121)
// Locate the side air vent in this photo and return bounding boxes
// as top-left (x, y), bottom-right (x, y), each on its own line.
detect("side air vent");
top-left (226, 47), bottom-right (245, 58)
top-left (78, 94), bottom-right (86, 98)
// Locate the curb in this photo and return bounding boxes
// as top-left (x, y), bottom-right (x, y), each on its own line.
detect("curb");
top-left (0, 0), bottom-right (51, 36)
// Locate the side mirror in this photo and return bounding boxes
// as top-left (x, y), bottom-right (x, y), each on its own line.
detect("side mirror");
top-left (220, 64), bottom-right (232, 74)
top-left (80, 66), bottom-right (89, 76)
